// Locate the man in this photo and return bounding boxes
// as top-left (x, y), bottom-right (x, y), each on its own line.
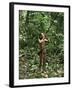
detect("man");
top-left (38, 33), bottom-right (48, 70)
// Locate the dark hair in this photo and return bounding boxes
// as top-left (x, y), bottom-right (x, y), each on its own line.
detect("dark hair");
top-left (39, 33), bottom-right (48, 40)
top-left (39, 33), bottom-right (43, 40)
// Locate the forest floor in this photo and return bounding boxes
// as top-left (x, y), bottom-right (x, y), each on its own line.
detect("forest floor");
top-left (19, 55), bottom-right (64, 79)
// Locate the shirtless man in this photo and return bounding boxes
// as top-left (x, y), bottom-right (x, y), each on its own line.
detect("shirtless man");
top-left (38, 33), bottom-right (48, 69)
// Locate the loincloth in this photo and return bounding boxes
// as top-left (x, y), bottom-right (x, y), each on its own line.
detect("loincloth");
top-left (38, 49), bottom-right (46, 55)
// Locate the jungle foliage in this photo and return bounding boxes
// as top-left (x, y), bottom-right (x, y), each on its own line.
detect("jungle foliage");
top-left (19, 10), bottom-right (64, 79)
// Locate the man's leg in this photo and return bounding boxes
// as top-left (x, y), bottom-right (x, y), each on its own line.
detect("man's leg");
top-left (39, 52), bottom-right (42, 68)
top-left (43, 52), bottom-right (46, 70)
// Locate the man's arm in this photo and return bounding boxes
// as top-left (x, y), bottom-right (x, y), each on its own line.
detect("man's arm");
top-left (38, 39), bottom-right (44, 43)
top-left (44, 38), bottom-right (48, 42)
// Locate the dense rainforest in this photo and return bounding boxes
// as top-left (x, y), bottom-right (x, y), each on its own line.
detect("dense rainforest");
top-left (19, 10), bottom-right (64, 79)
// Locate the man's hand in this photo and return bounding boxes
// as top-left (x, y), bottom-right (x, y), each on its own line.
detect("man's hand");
top-left (39, 38), bottom-right (48, 43)
top-left (44, 38), bottom-right (48, 42)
